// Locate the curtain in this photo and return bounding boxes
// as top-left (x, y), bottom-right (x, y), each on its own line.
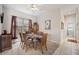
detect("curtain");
top-left (11, 16), bottom-right (17, 39)
top-left (28, 19), bottom-right (32, 31)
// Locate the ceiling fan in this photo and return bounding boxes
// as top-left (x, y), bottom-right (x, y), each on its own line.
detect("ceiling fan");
top-left (31, 4), bottom-right (39, 11)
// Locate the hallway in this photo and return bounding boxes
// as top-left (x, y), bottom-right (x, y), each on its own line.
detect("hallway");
top-left (54, 40), bottom-right (79, 55)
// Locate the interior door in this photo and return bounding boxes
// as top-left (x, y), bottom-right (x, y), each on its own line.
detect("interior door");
top-left (64, 14), bottom-right (76, 40)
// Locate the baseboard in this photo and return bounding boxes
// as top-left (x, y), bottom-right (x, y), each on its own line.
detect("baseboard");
top-left (47, 39), bottom-right (60, 45)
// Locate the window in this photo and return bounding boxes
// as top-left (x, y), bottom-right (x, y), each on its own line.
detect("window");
top-left (16, 17), bottom-right (29, 34)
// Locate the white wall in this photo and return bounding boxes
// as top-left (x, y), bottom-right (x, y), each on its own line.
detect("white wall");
top-left (37, 9), bottom-right (61, 44)
top-left (76, 8), bottom-right (79, 44)
top-left (0, 4), bottom-right (2, 35)
top-left (60, 7), bottom-right (79, 44)
top-left (3, 7), bottom-right (37, 33)
top-left (0, 4), bottom-right (2, 14)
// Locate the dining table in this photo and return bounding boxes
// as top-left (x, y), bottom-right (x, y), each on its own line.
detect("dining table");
top-left (26, 33), bottom-right (42, 49)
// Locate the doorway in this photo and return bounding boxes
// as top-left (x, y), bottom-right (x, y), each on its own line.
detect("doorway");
top-left (64, 14), bottom-right (76, 43)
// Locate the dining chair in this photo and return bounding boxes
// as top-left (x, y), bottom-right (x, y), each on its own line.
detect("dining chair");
top-left (39, 32), bottom-right (48, 54)
top-left (20, 32), bottom-right (34, 52)
top-left (43, 33), bottom-right (48, 51)
top-left (19, 33), bottom-right (25, 49)
top-left (19, 32), bottom-right (29, 51)
top-left (22, 33), bottom-right (30, 51)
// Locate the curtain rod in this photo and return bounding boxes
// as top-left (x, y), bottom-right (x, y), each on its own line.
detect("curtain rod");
top-left (16, 16), bottom-right (30, 20)
top-left (11, 15), bottom-right (31, 20)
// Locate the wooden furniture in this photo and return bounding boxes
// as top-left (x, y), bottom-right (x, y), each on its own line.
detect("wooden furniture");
top-left (19, 31), bottom-right (48, 54)
top-left (2, 30), bottom-right (7, 35)
top-left (19, 32), bottom-right (33, 51)
top-left (19, 33), bottom-right (27, 49)
top-left (23, 33), bottom-right (33, 51)
top-left (0, 34), bottom-right (12, 52)
top-left (42, 33), bottom-right (48, 50)
top-left (39, 32), bottom-right (48, 54)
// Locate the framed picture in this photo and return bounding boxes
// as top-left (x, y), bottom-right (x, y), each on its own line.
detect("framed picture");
top-left (61, 22), bottom-right (64, 29)
top-left (45, 20), bottom-right (51, 30)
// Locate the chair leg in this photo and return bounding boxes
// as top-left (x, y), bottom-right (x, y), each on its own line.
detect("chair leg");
top-left (45, 45), bottom-right (48, 51)
top-left (20, 43), bottom-right (23, 49)
top-left (25, 47), bottom-right (28, 52)
top-left (34, 46), bottom-right (37, 50)
top-left (40, 46), bottom-right (44, 54)
top-left (21, 43), bottom-right (25, 49)
top-left (34, 42), bottom-right (38, 50)
top-left (33, 42), bottom-right (34, 48)
top-left (21, 43), bottom-right (26, 50)
top-left (25, 44), bottom-right (28, 52)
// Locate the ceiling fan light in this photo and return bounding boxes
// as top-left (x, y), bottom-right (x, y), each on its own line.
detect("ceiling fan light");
top-left (31, 4), bottom-right (39, 11)
top-left (31, 7), bottom-right (39, 11)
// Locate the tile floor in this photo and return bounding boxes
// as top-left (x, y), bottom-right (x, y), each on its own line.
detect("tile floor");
top-left (0, 38), bottom-right (59, 55)
top-left (1, 35), bottom-right (79, 55)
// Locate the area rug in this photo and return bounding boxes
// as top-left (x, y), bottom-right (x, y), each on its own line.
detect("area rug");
top-left (1, 41), bottom-right (59, 55)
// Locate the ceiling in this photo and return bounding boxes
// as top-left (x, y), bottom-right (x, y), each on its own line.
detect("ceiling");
top-left (3, 4), bottom-right (79, 16)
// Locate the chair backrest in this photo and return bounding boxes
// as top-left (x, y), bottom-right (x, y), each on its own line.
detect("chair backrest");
top-left (41, 33), bottom-right (48, 46)
top-left (19, 32), bottom-right (27, 43)
top-left (23, 33), bottom-right (27, 41)
top-left (19, 33), bottom-right (25, 42)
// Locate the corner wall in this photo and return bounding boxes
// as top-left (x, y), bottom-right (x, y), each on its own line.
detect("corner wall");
top-left (3, 7), bottom-right (37, 33)
top-left (37, 9), bottom-right (61, 44)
